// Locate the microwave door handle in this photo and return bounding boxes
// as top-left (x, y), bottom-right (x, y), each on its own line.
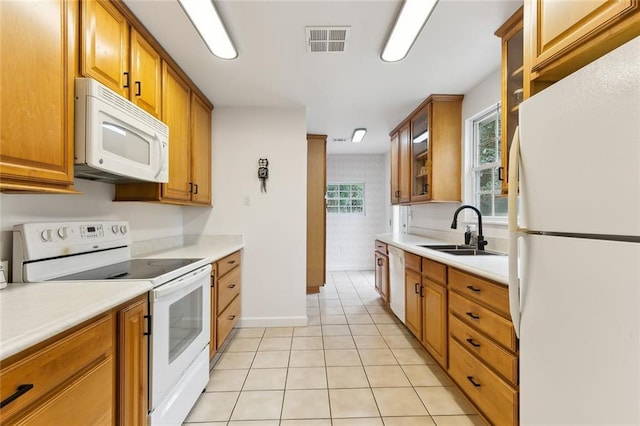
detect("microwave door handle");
top-left (154, 133), bottom-right (167, 179)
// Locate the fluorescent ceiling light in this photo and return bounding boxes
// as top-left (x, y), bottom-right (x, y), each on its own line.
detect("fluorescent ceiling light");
top-left (413, 131), bottom-right (428, 143)
top-left (381, 0), bottom-right (439, 62)
top-left (352, 128), bottom-right (367, 143)
top-left (177, 0), bottom-right (237, 60)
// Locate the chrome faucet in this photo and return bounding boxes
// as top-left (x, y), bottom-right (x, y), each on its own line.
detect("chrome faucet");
top-left (451, 205), bottom-right (488, 250)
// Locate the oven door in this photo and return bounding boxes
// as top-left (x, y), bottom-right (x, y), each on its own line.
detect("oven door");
top-left (150, 264), bottom-right (211, 409)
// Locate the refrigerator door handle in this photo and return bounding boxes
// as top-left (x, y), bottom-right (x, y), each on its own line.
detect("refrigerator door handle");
top-left (508, 127), bottom-right (522, 338)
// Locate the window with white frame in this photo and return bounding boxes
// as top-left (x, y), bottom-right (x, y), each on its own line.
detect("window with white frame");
top-left (468, 105), bottom-right (507, 218)
top-left (326, 183), bottom-right (364, 214)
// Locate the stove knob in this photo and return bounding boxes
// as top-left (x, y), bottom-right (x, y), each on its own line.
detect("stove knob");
top-left (119, 225), bottom-right (127, 235)
top-left (112, 225), bottom-right (119, 234)
top-left (40, 229), bottom-right (53, 242)
top-left (57, 227), bottom-right (69, 240)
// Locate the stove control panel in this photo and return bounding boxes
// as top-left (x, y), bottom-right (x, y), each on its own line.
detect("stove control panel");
top-left (13, 221), bottom-right (132, 264)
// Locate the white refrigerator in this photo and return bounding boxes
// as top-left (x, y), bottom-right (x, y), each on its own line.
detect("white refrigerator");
top-left (509, 36), bottom-right (640, 424)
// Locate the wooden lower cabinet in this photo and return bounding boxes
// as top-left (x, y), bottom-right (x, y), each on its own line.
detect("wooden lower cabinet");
top-left (374, 241), bottom-right (389, 304)
top-left (0, 295), bottom-right (149, 424)
top-left (118, 296), bottom-right (149, 426)
top-left (404, 268), bottom-right (422, 339)
top-left (448, 268), bottom-right (518, 426)
top-left (211, 250), bottom-right (242, 355)
top-left (422, 279), bottom-right (447, 368)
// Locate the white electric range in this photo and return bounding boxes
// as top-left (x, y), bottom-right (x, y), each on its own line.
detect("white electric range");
top-left (12, 220), bottom-right (211, 425)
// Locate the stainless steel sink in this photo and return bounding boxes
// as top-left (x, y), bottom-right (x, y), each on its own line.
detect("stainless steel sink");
top-left (418, 244), bottom-right (505, 256)
top-left (418, 244), bottom-right (476, 250)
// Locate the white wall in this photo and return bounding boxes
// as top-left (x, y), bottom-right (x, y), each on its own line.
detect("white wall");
top-left (408, 67), bottom-right (509, 252)
top-left (326, 154), bottom-right (388, 271)
top-left (182, 106), bottom-right (308, 327)
top-left (0, 179), bottom-right (184, 274)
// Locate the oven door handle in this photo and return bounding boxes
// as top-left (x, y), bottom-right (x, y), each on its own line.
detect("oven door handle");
top-left (153, 265), bottom-right (211, 299)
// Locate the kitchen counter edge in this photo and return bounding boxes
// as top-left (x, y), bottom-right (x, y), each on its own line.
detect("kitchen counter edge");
top-left (374, 233), bottom-right (508, 285)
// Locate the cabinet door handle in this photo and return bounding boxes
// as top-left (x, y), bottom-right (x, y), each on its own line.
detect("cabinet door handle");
top-left (498, 166), bottom-right (504, 181)
top-left (466, 312), bottom-right (480, 320)
top-left (143, 314), bottom-right (152, 336)
top-left (414, 283), bottom-right (420, 294)
top-left (377, 258), bottom-right (383, 266)
top-left (467, 376), bottom-right (481, 387)
top-left (135, 81), bottom-right (141, 96)
top-left (194, 184), bottom-right (199, 194)
top-left (419, 285), bottom-right (424, 298)
top-left (189, 182), bottom-right (193, 193)
top-left (466, 338), bottom-right (481, 348)
top-left (466, 285), bottom-right (481, 293)
top-left (0, 384), bottom-right (34, 409)
top-left (227, 284), bottom-right (236, 289)
top-left (228, 315), bottom-right (236, 320)
top-left (123, 72), bottom-right (130, 88)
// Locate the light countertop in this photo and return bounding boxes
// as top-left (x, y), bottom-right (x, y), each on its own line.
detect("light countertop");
top-left (1, 235), bottom-right (244, 361)
top-left (375, 233), bottom-right (508, 285)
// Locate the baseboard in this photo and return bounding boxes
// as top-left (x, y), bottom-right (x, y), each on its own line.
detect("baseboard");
top-left (237, 316), bottom-right (308, 328)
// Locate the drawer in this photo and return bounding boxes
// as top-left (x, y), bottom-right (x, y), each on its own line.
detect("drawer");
top-left (217, 295), bottom-right (240, 349)
top-left (449, 314), bottom-right (518, 385)
top-left (422, 258), bottom-right (447, 285)
top-left (13, 356), bottom-right (114, 425)
top-left (449, 338), bottom-right (518, 426)
top-left (449, 268), bottom-right (509, 316)
top-left (449, 292), bottom-right (517, 352)
top-left (218, 251), bottom-right (241, 278)
top-left (405, 252), bottom-right (421, 272)
top-left (0, 315), bottom-right (113, 419)
top-left (374, 240), bottom-right (388, 254)
top-left (217, 265), bottom-right (240, 313)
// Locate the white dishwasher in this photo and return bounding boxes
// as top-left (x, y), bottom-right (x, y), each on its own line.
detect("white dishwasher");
top-left (388, 246), bottom-right (405, 323)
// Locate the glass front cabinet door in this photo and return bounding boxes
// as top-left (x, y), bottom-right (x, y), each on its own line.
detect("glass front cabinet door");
top-left (410, 105), bottom-right (430, 202)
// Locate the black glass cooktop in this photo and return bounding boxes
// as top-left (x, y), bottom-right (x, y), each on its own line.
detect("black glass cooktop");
top-left (52, 258), bottom-right (202, 281)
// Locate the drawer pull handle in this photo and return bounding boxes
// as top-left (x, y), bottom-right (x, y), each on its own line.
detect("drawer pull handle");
top-left (228, 284), bottom-right (236, 289)
top-left (466, 338), bottom-right (480, 348)
top-left (228, 315), bottom-right (236, 320)
top-left (228, 260), bottom-right (236, 264)
top-left (466, 285), bottom-right (481, 292)
top-left (466, 312), bottom-right (480, 320)
top-left (1, 384), bottom-right (34, 409)
top-left (467, 376), bottom-right (481, 388)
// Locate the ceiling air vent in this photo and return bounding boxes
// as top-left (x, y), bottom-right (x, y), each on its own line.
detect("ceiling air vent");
top-left (331, 137), bottom-right (350, 143)
top-left (306, 26), bottom-right (350, 53)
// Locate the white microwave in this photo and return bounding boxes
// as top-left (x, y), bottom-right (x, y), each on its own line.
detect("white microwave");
top-left (74, 78), bottom-right (169, 183)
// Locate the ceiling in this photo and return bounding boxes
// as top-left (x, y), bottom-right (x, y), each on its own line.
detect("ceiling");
top-left (124, 0), bottom-right (522, 154)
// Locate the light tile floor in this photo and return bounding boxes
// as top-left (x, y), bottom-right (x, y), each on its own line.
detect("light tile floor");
top-left (184, 270), bottom-right (486, 426)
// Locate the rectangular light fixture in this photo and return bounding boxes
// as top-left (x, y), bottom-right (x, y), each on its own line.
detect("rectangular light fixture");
top-left (177, 0), bottom-right (237, 60)
top-left (381, 0), bottom-right (439, 62)
top-left (352, 128), bottom-right (367, 143)
top-left (413, 131), bottom-right (428, 143)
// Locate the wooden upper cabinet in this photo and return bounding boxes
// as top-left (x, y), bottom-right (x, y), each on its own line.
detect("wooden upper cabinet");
top-left (495, 7), bottom-right (523, 195)
top-left (429, 96), bottom-right (462, 202)
top-left (0, 0), bottom-right (77, 193)
top-left (190, 93), bottom-right (212, 205)
top-left (161, 62), bottom-right (192, 202)
top-left (81, 0), bottom-right (130, 97)
top-left (397, 122), bottom-right (411, 204)
top-left (390, 132), bottom-right (399, 204)
top-left (410, 105), bottom-right (431, 203)
top-left (525, 0), bottom-right (640, 87)
top-left (130, 29), bottom-right (162, 118)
